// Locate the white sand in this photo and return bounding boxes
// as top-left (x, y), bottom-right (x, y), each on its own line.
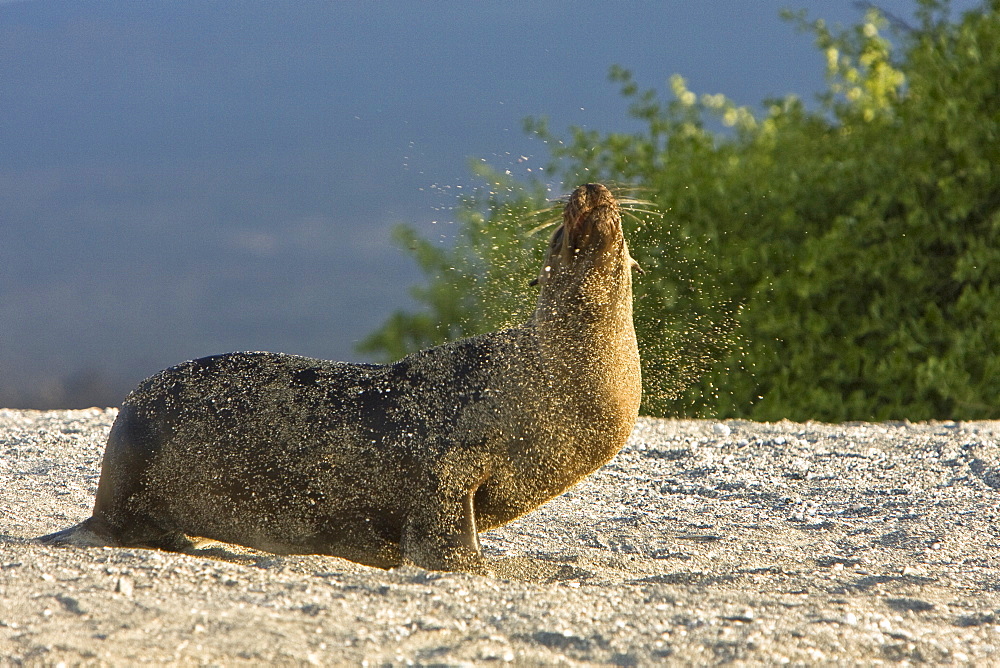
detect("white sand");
top-left (2, 409), bottom-right (998, 664)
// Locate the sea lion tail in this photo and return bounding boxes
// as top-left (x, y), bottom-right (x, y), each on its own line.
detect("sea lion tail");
top-left (37, 517), bottom-right (113, 548)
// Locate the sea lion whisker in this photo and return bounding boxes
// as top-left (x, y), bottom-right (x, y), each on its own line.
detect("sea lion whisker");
top-left (620, 206), bottom-right (661, 215)
top-left (602, 181), bottom-right (654, 200)
top-left (620, 209), bottom-right (663, 230)
top-left (523, 202), bottom-right (563, 217)
top-left (525, 217), bottom-right (562, 237)
top-left (519, 202), bottom-right (563, 236)
top-left (620, 210), bottom-right (644, 229)
top-left (616, 195), bottom-right (657, 205)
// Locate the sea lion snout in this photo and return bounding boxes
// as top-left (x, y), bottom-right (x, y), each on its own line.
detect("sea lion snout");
top-left (563, 183), bottom-right (620, 252)
top-left (535, 183), bottom-right (638, 287)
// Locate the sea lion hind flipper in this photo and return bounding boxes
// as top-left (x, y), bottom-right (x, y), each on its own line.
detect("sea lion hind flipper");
top-left (37, 517), bottom-right (114, 548)
top-left (39, 514), bottom-right (193, 553)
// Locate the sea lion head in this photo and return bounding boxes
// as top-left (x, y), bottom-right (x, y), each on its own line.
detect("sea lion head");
top-left (535, 183), bottom-right (643, 287)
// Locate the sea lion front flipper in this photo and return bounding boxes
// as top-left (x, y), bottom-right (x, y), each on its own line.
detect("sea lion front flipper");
top-left (400, 484), bottom-right (491, 575)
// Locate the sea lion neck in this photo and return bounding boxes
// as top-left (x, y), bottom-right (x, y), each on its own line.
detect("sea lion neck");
top-left (528, 184), bottom-right (641, 414)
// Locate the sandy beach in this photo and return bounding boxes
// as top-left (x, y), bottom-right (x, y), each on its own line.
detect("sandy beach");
top-left (2, 408), bottom-right (998, 665)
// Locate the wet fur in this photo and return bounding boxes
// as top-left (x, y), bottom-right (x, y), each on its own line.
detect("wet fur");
top-left (40, 183), bottom-right (642, 574)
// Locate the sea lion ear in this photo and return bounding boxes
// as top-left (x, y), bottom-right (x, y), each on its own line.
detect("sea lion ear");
top-left (533, 262), bottom-right (555, 287)
top-left (533, 225), bottom-right (565, 286)
top-left (631, 257), bottom-right (645, 275)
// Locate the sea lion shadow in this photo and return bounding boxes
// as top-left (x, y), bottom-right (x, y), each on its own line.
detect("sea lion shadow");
top-left (188, 539), bottom-right (600, 583)
top-left (186, 542), bottom-right (283, 568)
top-left (185, 541), bottom-right (376, 575)
top-left (26, 526), bottom-right (617, 583)
top-left (188, 541), bottom-right (596, 582)
top-left (488, 554), bottom-right (595, 583)
top-left (1, 533), bottom-right (33, 548)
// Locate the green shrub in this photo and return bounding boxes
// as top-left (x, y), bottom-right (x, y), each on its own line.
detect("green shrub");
top-left (362, 0), bottom-right (1000, 421)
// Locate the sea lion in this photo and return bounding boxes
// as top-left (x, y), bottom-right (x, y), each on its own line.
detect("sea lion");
top-left (40, 183), bottom-right (642, 574)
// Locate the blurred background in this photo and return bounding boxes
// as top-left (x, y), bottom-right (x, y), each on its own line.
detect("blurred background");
top-left (0, 0), bottom-right (976, 409)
